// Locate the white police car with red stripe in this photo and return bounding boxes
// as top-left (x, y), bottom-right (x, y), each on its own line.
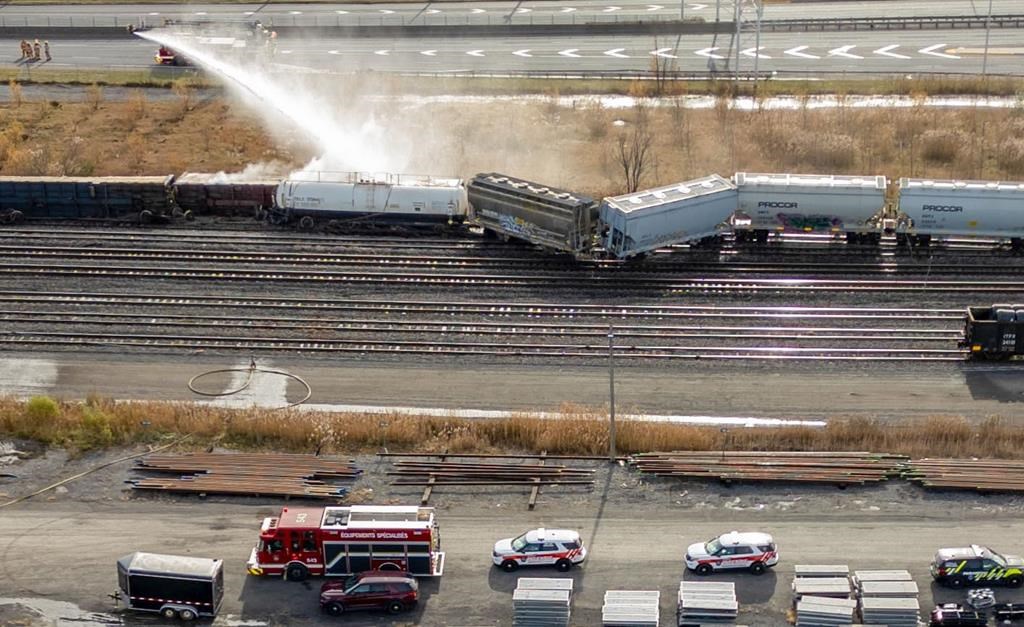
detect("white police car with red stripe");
top-left (492, 528), bottom-right (587, 572)
top-left (685, 531), bottom-right (778, 576)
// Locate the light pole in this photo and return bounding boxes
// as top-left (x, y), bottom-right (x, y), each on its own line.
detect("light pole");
top-left (982, 0), bottom-right (993, 78)
top-left (608, 325), bottom-right (617, 462)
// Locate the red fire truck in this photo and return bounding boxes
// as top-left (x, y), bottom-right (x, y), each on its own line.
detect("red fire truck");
top-left (246, 505), bottom-right (445, 581)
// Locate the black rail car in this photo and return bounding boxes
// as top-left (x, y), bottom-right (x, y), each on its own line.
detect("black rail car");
top-left (963, 304), bottom-right (1024, 360)
top-left (467, 173), bottom-right (597, 255)
top-left (173, 172), bottom-right (277, 218)
top-left (0, 175), bottom-right (176, 224)
top-left (116, 552), bottom-right (224, 621)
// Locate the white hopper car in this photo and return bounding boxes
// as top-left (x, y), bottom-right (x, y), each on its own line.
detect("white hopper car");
top-left (733, 172), bottom-right (888, 243)
top-left (600, 174), bottom-right (738, 259)
top-left (272, 173), bottom-right (468, 230)
top-left (898, 178), bottom-right (1024, 248)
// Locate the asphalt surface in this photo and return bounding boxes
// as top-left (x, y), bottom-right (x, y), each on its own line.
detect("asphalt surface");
top-left (5, 28), bottom-right (1024, 74)
top-left (0, 0), bottom-right (1018, 28)
top-left (3, 495), bottom-right (1024, 625)
top-left (2, 353), bottom-right (1022, 420)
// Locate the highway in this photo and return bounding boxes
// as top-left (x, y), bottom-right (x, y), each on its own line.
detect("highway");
top-left (0, 0), bottom-right (1019, 28)
top-left (5, 28), bottom-right (1023, 74)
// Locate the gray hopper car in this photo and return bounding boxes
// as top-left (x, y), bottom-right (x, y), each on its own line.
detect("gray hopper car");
top-left (0, 175), bottom-right (176, 224)
top-left (467, 173), bottom-right (597, 255)
top-left (173, 172), bottom-right (277, 218)
top-left (600, 175), bottom-right (737, 259)
top-left (963, 304), bottom-right (1024, 360)
top-left (898, 178), bottom-right (1024, 249)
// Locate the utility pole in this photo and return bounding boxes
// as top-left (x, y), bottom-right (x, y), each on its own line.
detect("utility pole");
top-left (608, 325), bottom-right (617, 462)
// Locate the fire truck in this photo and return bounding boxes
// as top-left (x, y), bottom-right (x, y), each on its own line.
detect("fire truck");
top-left (155, 46), bottom-right (188, 66)
top-left (246, 505), bottom-right (445, 581)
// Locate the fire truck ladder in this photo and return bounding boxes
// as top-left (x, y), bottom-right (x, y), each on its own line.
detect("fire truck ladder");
top-left (708, 0), bottom-right (764, 82)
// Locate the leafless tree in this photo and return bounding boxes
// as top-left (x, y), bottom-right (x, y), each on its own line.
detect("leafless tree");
top-left (615, 106), bottom-right (654, 194)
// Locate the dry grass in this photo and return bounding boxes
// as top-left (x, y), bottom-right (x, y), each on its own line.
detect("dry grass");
top-left (3, 396), bottom-right (1024, 460)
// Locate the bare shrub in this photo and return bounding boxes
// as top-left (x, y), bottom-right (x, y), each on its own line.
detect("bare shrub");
top-left (123, 133), bottom-right (147, 174)
top-left (85, 82), bottom-right (103, 111)
top-left (995, 137), bottom-right (1024, 177)
top-left (614, 105), bottom-right (654, 194)
top-left (584, 107), bottom-right (610, 140)
top-left (920, 129), bottom-right (962, 163)
top-left (8, 80), bottom-right (22, 107)
top-left (172, 79), bottom-right (195, 117)
top-left (126, 88), bottom-right (147, 122)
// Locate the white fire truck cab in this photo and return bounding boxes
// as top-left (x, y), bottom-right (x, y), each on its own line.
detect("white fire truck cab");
top-left (247, 505), bottom-right (445, 581)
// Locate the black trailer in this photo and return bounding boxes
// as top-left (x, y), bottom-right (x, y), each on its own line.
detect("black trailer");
top-left (963, 304), bottom-right (1024, 360)
top-left (117, 552), bottom-right (224, 621)
top-left (467, 173), bottom-right (597, 256)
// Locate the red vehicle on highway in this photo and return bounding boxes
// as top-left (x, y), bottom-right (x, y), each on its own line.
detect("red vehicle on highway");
top-left (319, 571), bottom-right (419, 616)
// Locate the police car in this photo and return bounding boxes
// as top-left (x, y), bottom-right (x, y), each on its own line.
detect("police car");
top-left (685, 531), bottom-right (778, 576)
top-left (492, 528), bottom-right (586, 572)
top-left (931, 545), bottom-right (1024, 588)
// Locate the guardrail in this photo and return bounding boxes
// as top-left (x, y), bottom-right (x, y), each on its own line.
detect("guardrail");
top-left (761, 14), bottom-right (1024, 32)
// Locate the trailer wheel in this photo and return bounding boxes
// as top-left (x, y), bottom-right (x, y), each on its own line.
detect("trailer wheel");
top-left (286, 563), bottom-right (309, 581)
top-left (160, 607), bottom-right (177, 619)
top-left (555, 559), bottom-right (573, 572)
top-left (325, 602), bottom-right (345, 616)
top-left (500, 559), bottom-right (519, 572)
top-left (298, 216), bottom-right (315, 230)
top-left (178, 608), bottom-right (197, 621)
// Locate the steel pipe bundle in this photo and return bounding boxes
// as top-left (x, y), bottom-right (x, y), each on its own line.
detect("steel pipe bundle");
top-left (904, 458), bottom-right (1024, 493)
top-left (631, 451), bottom-right (907, 486)
top-left (130, 452), bottom-right (361, 499)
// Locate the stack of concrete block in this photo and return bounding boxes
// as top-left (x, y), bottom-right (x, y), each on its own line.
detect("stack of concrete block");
top-left (795, 596), bottom-right (857, 626)
top-left (853, 570), bottom-right (919, 626)
top-left (513, 578), bottom-right (573, 627)
top-left (602, 590), bottom-right (660, 626)
top-left (677, 581), bottom-right (737, 626)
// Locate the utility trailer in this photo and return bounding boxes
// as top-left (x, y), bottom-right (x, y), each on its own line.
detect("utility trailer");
top-left (116, 552), bottom-right (224, 621)
top-left (173, 172), bottom-right (277, 218)
top-left (962, 303), bottom-right (1024, 360)
top-left (600, 175), bottom-right (737, 259)
top-left (733, 172), bottom-right (888, 243)
top-left (0, 175), bottom-right (176, 224)
top-left (898, 178), bottom-right (1024, 249)
top-left (467, 173), bottom-right (597, 255)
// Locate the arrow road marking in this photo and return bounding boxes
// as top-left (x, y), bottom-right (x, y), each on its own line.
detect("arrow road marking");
top-left (328, 50), bottom-right (341, 55)
top-left (919, 43), bottom-right (960, 59)
top-left (651, 48), bottom-right (678, 58)
top-left (695, 47), bottom-right (724, 59)
top-left (420, 50), bottom-right (437, 56)
top-left (426, 9), bottom-right (442, 14)
top-left (513, 49), bottom-right (532, 57)
top-left (374, 49), bottom-right (390, 56)
top-left (741, 46), bottom-right (770, 58)
top-left (647, 4), bottom-right (665, 9)
top-left (603, 6), bottom-right (622, 11)
top-left (559, 49), bottom-right (581, 57)
top-left (379, 9), bottom-right (395, 14)
top-left (604, 48), bottom-right (629, 58)
top-left (561, 7), bottom-right (577, 12)
top-left (873, 44), bottom-right (910, 59)
top-left (470, 8), bottom-right (486, 13)
top-left (688, 3), bottom-right (708, 9)
top-left (784, 45), bottom-right (819, 59)
top-left (466, 49), bottom-right (486, 57)
top-left (828, 45), bottom-right (863, 59)
top-left (516, 7), bottom-right (532, 12)
top-left (335, 10), bottom-right (349, 14)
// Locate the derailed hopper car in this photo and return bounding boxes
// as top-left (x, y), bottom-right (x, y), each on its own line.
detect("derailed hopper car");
top-left (0, 175), bottom-right (176, 224)
top-left (733, 172), bottom-right (888, 243)
top-left (116, 552), bottom-right (224, 620)
top-left (173, 172), bottom-right (277, 219)
top-left (963, 304), bottom-right (1024, 360)
top-left (898, 178), bottom-right (1024, 249)
top-left (467, 173), bottom-right (597, 255)
top-left (600, 174), bottom-right (737, 259)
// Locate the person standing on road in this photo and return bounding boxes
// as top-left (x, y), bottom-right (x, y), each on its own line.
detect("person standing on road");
top-left (43, 41), bottom-right (50, 61)
top-left (33, 39), bottom-right (41, 61)
top-left (18, 40), bottom-right (27, 60)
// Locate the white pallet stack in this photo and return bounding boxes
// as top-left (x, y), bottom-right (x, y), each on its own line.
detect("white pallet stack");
top-left (677, 581), bottom-right (738, 626)
top-left (853, 570), bottom-right (919, 626)
top-left (513, 578), bottom-right (573, 627)
top-left (792, 577), bottom-right (852, 600)
top-left (795, 595), bottom-right (856, 627)
top-left (602, 590), bottom-right (660, 627)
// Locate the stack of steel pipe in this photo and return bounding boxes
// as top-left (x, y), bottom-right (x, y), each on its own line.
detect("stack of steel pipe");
top-left (387, 460), bottom-right (594, 487)
top-left (904, 458), bottom-right (1024, 493)
top-left (631, 451), bottom-right (906, 486)
top-left (129, 452), bottom-right (361, 499)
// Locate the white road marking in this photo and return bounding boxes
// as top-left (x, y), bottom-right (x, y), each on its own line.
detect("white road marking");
top-left (604, 48), bottom-right (629, 58)
top-left (513, 49), bottom-right (532, 57)
top-left (741, 46), bottom-right (770, 58)
top-left (289, 10), bottom-right (302, 15)
top-left (335, 10), bottom-right (349, 14)
top-left (919, 43), bottom-right (960, 59)
top-left (784, 45), bottom-right (819, 59)
top-left (421, 50), bottom-right (438, 56)
top-left (689, 3), bottom-right (708, 9)
top-left (328, 50), bottom-right (341, 55)
top-left (194, 11), bottom-right (207, 15)
top-left (604, 6), bottom-right (623, 11)
top-left (695, 46), bottom-right (724, 59)
top-left (471, 8), bottom-right (486, 13)
top-left (829, 45), bottom-right (863, 59)
top-left (426, 9), bottom-right (442, 14)
top-left (148, 12), bottom-right (160, 16)
top-left (279, 50), bottom-right (293, 55)
top-left (374, 49), bottom-right (391, 56)
top-left (561, 6), bottom-right (577, 11)
top-left (651, 47), bottom-right (678, 58)
top-left (516, 7), bottom-right (533, 13)
top-left (467, 49), bottom-right (486, 56)
top-left (559, 48), bottom-right (581, 57)
top-left (647, 4), bottom-right (665, 10)
top-left (379, 9), bottom-right (395, 14)
top-left (873, 44), bottom-right (910, 59)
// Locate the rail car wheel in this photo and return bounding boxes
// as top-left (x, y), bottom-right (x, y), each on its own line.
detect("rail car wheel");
top-left (183, 210), bottom-right (194, 222)
top-left (501, 559), bottom-right (519, 572)
top-left (695, 564), bottom-right (713, 576)
top-left (138, 210), bottom-right (154, 225)
top-left (754, 229), bottom-right (769, 244)
top-left (555, 559), bottom-right (573, 572)
top-left (286, 563), bottom-right (309, 581)
top-left (178, 608), bottom-right (197, 621)
top-left (8, 210), bottom-right (23, 224)
top-left (160, 607), bottom-right (177, 619)
top-left (298, 216), bottom-right (315, 230)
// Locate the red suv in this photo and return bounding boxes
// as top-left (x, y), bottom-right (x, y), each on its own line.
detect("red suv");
top-left (319, 571), bottom-right (419, 616)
